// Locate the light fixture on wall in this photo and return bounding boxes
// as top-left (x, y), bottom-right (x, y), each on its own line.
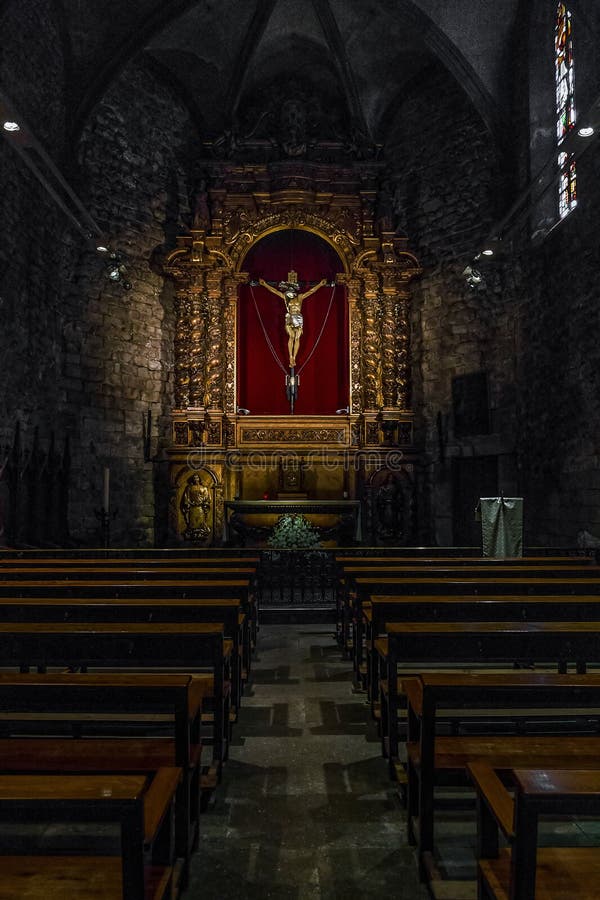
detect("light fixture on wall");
top-left (462, 265), bottom-right (485, 289)
top-left (106, 253), bottom-right (132, 290)
top-left (236, 407), bottom-right (251, 415)
top-left (335, 407), bottom-right (350, 414)
top-left (2, 120), bottom-right (20, 132)
top-left (578, 125), bottom-right (594, 137)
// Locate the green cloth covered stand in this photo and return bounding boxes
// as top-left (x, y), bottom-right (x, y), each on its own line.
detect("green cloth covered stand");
top-left (476, 497), bottom-right (523, 557)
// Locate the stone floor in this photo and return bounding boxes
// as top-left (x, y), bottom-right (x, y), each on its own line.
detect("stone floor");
top-left (187, 625), bottom-right (429, 899)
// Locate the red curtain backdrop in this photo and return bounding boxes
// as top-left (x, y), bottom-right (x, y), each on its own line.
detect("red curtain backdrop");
top-left (237, 230), bottom-right (349, 415)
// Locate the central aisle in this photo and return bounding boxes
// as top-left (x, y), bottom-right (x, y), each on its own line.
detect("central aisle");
top-left (189, 625), bottom-right (428, 899)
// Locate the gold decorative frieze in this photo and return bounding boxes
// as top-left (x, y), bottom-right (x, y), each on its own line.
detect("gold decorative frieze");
top-left (236, 415), bottom-right (354, 449)
top-left (241, 428), bottom-right (344, 444)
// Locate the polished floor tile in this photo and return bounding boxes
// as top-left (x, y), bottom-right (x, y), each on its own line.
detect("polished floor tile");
top-left (188, 625), bottom-right (428, 899)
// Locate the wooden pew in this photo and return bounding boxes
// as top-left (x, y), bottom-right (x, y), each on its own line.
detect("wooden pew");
top-left (0, 596), bottom-right (248, 717)
top-left (336, 555), bottom-right (591, 566)
top-left (0, 622), bottom-right (231, 773)
top-left (378, 620), bottom-right (600, 773)
top-left (0, 576), bottom-right (259, 656)
top-left (0, 556), bottom-right (260, 566)
top-left (0, 769), bottom-right (180, 900)
top-left (0, 565), bottom-right (257, 579)
top-left (365, 593), bottom-right (600, 707)
top-left (347, 571), bottom-right (600, 683)
top-left (0, 672), bottom-right (208, 878)
top-left (471, 763), bottom-right (600, 900)
top-left (404, 672), bottom-right (600, 883)
top-left (334, 554), bottom-right (594, 651)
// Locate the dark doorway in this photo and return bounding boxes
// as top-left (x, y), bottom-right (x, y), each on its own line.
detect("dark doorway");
top-left (452, 456), bottom-right (498, 547)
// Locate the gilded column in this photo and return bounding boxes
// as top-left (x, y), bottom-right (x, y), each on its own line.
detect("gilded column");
top-left (189, 286), bottom-right (207, 407)
top-left (341, 277), bottom-right (362, 414)
top-left (223, 277), bottom-right (239, 416)
top-left (381, 293), bottom-right (397, 408)
top-left (396, 291), bottom-right (411, 409)
top-left (205, 273), bottom-right (225, 410)
top-left (360, 274), bottom-right (382, 410)
top-left (174, 288), bottom-right (192, 409)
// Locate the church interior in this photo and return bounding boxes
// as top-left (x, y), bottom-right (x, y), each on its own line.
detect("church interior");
top-left (1, 1), bottom-right (600, 898)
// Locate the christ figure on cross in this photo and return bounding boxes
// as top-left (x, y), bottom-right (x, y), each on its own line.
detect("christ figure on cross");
top-left (258, 271), bottom-right (327, 367)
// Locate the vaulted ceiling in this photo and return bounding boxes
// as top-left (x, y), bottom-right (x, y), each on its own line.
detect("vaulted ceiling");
top-left (58, 0), bottom-right (520, 142)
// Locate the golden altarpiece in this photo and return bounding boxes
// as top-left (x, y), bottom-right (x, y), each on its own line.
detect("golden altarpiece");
top-left (163, 160), bottom-right (422, 546)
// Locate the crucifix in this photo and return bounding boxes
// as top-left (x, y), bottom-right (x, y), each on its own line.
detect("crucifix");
top-left (258, 270), bottom-right (327, 412)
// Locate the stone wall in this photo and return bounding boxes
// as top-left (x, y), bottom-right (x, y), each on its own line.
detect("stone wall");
top-left (0, 0), bottom-right (74, 520)
top-left (514, 140), bottom-right (600, 544)
top-left (385, 62), bottom-right (516, 543)
top-left (67, 57), bottom-right (198, 545)
top-left (0, 0), bottom-right (198, 545)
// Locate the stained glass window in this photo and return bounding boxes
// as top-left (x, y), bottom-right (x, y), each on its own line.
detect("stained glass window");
top-left (555, 3), bottom-right (577, 217)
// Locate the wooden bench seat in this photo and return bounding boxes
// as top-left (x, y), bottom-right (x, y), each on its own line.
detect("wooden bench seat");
top-left (0, 556), bottom-right (260, 566)
top-left (471, 763), bottom-right (600, 900)
top-left (0, 672), bottom-right (209, 877)
top-left (0, 854), bottom-right (172, 900)
top-left (377, 622), bottom-right (600, 771)
top-left (0, 577), bottom-right (258, 649)
top-left (0, 596), bottom-right (249, 716)
top-left (365, 593), bottom-right (600, 704)
top-left (338, 564), bottom-right (599, 680)
top-left (0, 769), bottom-right (180, 900)
top-left (0, 623), bottom-right (231, 771)
top-left (403, 672), bottom-right (600, 888)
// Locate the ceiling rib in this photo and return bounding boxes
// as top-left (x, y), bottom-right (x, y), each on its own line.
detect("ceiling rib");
top-left (225, 0), bottom-right (280, 122)
top-left (70, 0), bottom-right (200, 141)
top-left (310, 0), bottom-right (370, 137)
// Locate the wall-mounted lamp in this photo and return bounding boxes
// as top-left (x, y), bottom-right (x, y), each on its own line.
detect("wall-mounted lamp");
top-left (106, 253), bottom-right (132, 290)
top-left (462, 265), bottom-right (485, 290)
top-left (236, 407), bottom-right (251, 415)
top-left (335, 407), bottom-right (350, 415)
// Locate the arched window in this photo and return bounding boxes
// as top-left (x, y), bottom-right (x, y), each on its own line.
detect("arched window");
top-left (555, 2), bottom-right (577, 217)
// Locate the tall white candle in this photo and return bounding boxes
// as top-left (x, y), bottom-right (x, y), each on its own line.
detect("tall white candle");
top-left (103, 467), bottom-right (110, 513)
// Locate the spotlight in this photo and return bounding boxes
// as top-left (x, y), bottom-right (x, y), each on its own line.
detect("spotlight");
top-left (96, 244), bottom-right (109, 253)
top-left (2, 121), bottom-right (20, 132)
top-left (236, 407), bottom-right (251, 415)
top-left (578, 126), bottom-right (594, 137)
top-left (482, 248), bottom-right (494, 256)
top-left (335, 407), bottom-right (350, 415)
top-left (462, 265), bottom-right (484, 289)
top-left (105, 253), bottom-right (132, 290)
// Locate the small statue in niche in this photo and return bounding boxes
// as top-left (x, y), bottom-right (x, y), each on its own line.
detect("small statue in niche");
top-left (376, 473), bottom-right (403, 539)
top-left (180, 473), bottom-right (211, 541)
top-left (279, 97), bottom-right (308, 157)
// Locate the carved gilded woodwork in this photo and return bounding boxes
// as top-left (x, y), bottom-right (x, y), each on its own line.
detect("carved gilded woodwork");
top-left (189, 293), bottom-right (207, 406)
top-left (360, 288), bottom-right (382, 411)
top-left (173, 422), bottom-right (188, 445)
top-left (205, 289), bottom-right (224, 410)
top-left (396, 293), bottom-right (411, 409)
top-left (381, 294), bottom-right (397, 409)
top-left (164, 166), bottom-right (421, 429)
top-left (241, 428), bottom-right (345, 444)
top-left (162, 162), bottom-right (422, 543)
top-left (174, 291), bottom-right (191, 409)
top-left (223, 278), bottom-right (239, 416)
